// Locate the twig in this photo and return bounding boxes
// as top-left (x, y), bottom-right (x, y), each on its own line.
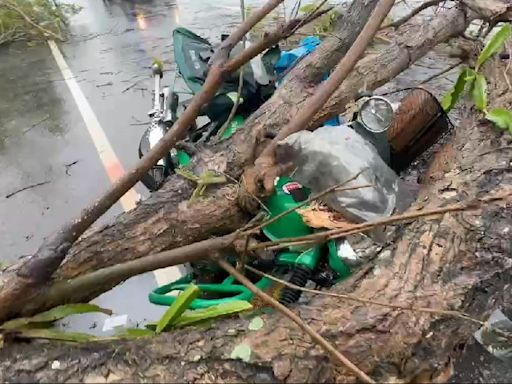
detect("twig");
top-left (217, 259), bottom-right (375, 384)
top-left (290, 0), bottom-right (302, 19)
top-left (221, 171), bottom-right (271, 214)
top-left (380, 0), bottom-right (445, 29)
top-left (121, 81), bottom-right (142, 93)
top-left (216, 0), bottom-right (247, 140)
top-left (5, 181), bottom-right (51, 199)
top-left (44, 234), bottom-right (238, 305)
top-left (224, 6), bottom-right (332, 73)
top-left (216, 68), bottom-right (245, 140)
top-left (246, 169), bottom-right (371, 234)
top-left (96, 82), bottom-right (113, 88)
top-left (477, 145), bottom-right (512, 157)
top-left (22, 115), bottom-right (50, 134)
top-left (64, 160), bottom-right (79, 176)
top-left (250, 190), bottom-right (512, 251)
top-left (290, 0), bottom-right (330, 35)
top-left (245, 265), bottom-right (484, 325)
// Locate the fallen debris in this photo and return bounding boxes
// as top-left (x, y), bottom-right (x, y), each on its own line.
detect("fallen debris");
top-left (22, 115), bottom-right (50, 135)
top-left (64, 160), bottom-right (79, 176)
top-left (5, 180), bottom-right (51, 199)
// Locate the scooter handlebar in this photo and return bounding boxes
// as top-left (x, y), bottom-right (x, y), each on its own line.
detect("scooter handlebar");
top-left (151, 63), bottom-right (163, 77)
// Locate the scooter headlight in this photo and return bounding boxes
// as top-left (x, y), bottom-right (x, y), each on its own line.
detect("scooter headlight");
top-left (359, 96), bottom-right (394, 133)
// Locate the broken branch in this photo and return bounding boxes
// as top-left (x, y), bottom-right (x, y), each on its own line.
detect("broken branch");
top-left (251, 189), bottom-right (512, 251)
top-left (244, 265), bottom-right (484, 325)
top-left (39, 235), bottom-right (237, 308)
top-left (5, 181), bottom-right (51, 199)
top-left (217, 259), bottom-right (375, 384)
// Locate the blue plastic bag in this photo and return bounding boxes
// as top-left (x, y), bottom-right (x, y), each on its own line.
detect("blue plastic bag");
top-left (276, 36), bottom-right (341, 126)
top-left (275, 36), bottom-right (321, 77)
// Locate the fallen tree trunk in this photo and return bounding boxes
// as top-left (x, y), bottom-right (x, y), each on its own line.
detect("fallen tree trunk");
top-left (1, 0), bottom-right (506, 320)
top-left (1, 57), bottom-right (511, 381)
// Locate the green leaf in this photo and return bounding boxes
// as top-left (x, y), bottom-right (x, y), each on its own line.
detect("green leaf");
top-left (146, 301), bottom-right (253, 331)
top-left (0, 304), bottom-right (112, 330)
top-left (441, 68), bottom-right (474, 112)
top-left (173, 301), bottom-right (253, 328)
top-left (230, 343), bottom-right (252, 362)
top-left (15, 329), bottom-right (98, 343)
top-left (155, 284), bottom-right (200, 334)
top-left (485, 108), bottom-right (512, 132)
top-left (471, 74), bottom-right (488, 111)
top-left (248, 316), bottom-right (264, 331)
top-left (476, 24), bottom-right (512, 71)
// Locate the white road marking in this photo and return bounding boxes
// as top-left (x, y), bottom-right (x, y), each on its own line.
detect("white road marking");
top-left (48, 40), bottom-right (138, 212)
top-left (48, 40), bottom-right (182, 287)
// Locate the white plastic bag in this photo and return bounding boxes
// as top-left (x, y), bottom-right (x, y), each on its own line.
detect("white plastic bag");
top-left (276, 124), bottom-right (406, 223)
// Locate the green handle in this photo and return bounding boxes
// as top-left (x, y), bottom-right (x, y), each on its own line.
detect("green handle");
top-left (149, 274), bottom-right (273, 310)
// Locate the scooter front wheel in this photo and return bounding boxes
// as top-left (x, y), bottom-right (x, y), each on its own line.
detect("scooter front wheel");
top-left (139, 166), bottom-right (166, 191)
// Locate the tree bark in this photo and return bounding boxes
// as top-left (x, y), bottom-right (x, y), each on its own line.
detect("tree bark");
top-left (1, 58), bottom-right (511, 380)
top-left (0, 0), bottom-right (502, 321)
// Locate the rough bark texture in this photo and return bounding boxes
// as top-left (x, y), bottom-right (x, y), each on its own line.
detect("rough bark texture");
top-left (58, 4), bottom-right (474, 278)
top-left (1, 60), bottom-right (511, 380)
top-left (0, 1), bottom-right (495, 321)
top-left (2, 1), bottom-right (512, 381)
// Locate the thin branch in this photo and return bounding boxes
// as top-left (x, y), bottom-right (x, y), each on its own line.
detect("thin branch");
top-left (217, 259), bottom-right (375, 384)
top-left (246, 168), bottom-right (372, 234)
top-left (477, 145), bottom-right (512, 157)
top-left (43, 235), bottom-right (237, 305)
top-left (245, 265), bottom-right (484, 325)
top-left (224, 7), bottom-right (331, 73)
top-left (216, 0), bottom-right (247, 140)
top-left (290, 0), bottom-right (329, 35)
top-left (216, 68), bottom-right (245, 140)
top-left (380, 0), bottom-right (445, 29)
top-left (5, 181), bottom-right (51, 199)
top-left (250, 190), bottom-right (512, 251)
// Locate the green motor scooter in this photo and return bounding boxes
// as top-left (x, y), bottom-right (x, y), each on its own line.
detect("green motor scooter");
top-left (148, 177), bottom-right (352, 309)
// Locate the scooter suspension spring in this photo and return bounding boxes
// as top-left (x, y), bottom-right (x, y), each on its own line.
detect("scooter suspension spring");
top-left (279, 266), bottom-right (312, 306)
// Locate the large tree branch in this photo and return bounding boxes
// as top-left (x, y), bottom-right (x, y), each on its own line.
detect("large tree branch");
top-left (1, 59), bottom-right (511, 378)
top-left (2, 1), bottom-right (510, 322)
top-left (245, 0), bottom-right (396, 196)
